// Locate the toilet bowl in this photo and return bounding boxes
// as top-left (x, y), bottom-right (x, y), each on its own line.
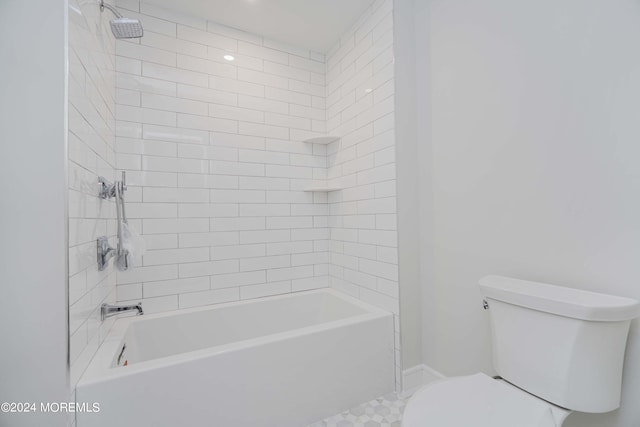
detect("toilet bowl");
top-left (402, 275), bottom-right (640, 427)
top-left (403, 373), bottom-right (571, 427)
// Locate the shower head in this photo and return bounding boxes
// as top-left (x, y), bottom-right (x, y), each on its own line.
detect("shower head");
top-left (109, 17), bottom-right (144, 39)
top-left (100, 0), bottom-right (144, 39)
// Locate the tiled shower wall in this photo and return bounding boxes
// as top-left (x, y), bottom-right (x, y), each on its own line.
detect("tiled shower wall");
top-left (68, 0), bottom-right (118, 392)
top-left (113, 0), bottom-right (331, 311)
top-left (324, 0), bottom-right (400, 388)
top-left (112, 0), bottom-right (400, 386)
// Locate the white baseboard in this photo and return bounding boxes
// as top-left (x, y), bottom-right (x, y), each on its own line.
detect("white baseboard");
top-left (401, 364), bottom-right (446, 396)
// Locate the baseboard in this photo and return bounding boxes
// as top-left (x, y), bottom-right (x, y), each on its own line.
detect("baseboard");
top-left (401, 364), bottom-right (446, 396)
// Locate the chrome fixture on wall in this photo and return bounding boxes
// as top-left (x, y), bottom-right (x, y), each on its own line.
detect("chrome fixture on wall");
top-left (101, 303), bottom-right (143, 321)
top-left (97, 236), bottom-right (116, 271)
top-left (100, 0), bottom-right (144, 39)
top-left (97, 172), bottom-right (133, 271)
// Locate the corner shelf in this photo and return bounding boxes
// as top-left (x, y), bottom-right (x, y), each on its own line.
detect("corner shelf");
top-left (304, 187), bottom-right (342, 192)
top-left (302, 136), bottom-right (340, 145)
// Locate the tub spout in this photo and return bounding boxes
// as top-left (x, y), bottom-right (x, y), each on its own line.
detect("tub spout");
top-left (101, 303), bottom-right (143, 321)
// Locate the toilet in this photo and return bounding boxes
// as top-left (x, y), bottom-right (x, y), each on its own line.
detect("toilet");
top-left (403, 275), bottom-right (640, 427)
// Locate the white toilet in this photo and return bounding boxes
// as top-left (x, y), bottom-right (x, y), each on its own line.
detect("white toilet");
top-left (403, 275), bottom-right (640, 427)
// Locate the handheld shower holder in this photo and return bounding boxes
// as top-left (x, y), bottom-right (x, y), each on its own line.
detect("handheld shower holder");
top-left (98, 172), bottom-right (127, 200)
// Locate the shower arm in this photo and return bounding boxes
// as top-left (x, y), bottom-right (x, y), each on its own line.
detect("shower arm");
top-left (100, 0), bottom-right (123, 19)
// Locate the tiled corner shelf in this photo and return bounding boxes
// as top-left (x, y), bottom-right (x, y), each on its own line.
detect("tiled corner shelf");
top-left (302, 136), bottom-right (340, 145)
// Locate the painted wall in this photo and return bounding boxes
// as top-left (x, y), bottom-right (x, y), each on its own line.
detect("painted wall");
top-left (0, 1), bottom-right (69, 426)
top-left (392, 0), bottom-right (423, 371)
top-left (412, 0), bottom-right (640, 425)
top-left (67, 0), bottom-right (119, 395)
top-left (113, 0), bottom-right (331, 311)
top-left (324, 0), bottom-right (400, 388)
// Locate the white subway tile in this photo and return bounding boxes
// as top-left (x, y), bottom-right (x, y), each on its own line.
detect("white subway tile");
top-left (143, 124), bottom-right (209, 144)
top-left (264, 61), bottom-right (310, 82)
top-left (144, 276), bottom-right (210, 298)
top-left (211, 189), bottom-right (265, 203)
top-left (206, 21), bottom-right (262, 45)
top-left (142, 93), bottom-right (208, 115)
top-left (143, 247), bottom-right (210, 266)
top-left (266, 165), bottom-right (312, 179)
top-left (266, 241), bottom-right (313, 256)
top-left (142, 31), bottom-right (207, 58)
top-left (143, 218), bottom-right (209, 234)
top-left (238, 149), bottom-right (289, 165)
top-left (239, 204), bottom-right (290, 217)
top-left (265, 87), bottom-right (311, 106)
top-left (179, 231), bottom-right (239, 248)
top-left (208, 104), bottom-right (263, 123)
top-left (143, 62), bottom-right (208, 87)
top-left (179, 259), bottom-right (239, 278)
top-left (178, 173), bottom-right (238, 189)
top-left (266, 266), bottom-right (314, 282)
top-left (267, 216), bottom-right (313, 229)
top-left (240, 255), bottom-right (290, 272)
top-left (265, 113), bottom-right (311, 131)
top-left (143, 234), bottom-right (179, 250)
top-left (238, 68), bottom-right (288, 89)
top-left (359, 229), bottom-right (397, 247)
top-left (179, 287), bottom-right (239, 309)
top-left (210, 217), bottom-right (265, 231)
top-left (143, 187), bottom-right (209, 203)
top-left (239, 176), bottom-right (289, 190)
top-left (210, 244), bottom-right (266, 260)
top-left (177, 84), bottom-right (238, 106)
top-left (116, 264), bottom-right (178, 285)
top-left (210, 132), bottom-right (265, 150)
top-left (177, 113), bottom-right (237, 133)
top-left (240, 229), bottom-right (290, 244)
top-left (117, 42), bottom-right (177, 67)
top-left (126, 203), bottom-right (177, 219)
top-left (240, 281), bottom-right (291, 299)
top-left (210, 161), bottom-right (264, 177)
top-left (292, 276), bottom-right (327, 292)
top-left (117, 283), bottom-right (142, 301)
top-left (178, 203), bottom-right (239, 218)
top-left (238, 95), bottom-right (288, 114)
top-left (238, 41), bottom-right (288, 64)
top-left (209, 75), bottom-right (264, 97)
top-left (211, 271), bottom-right (266, 289)
top-left (239, 122), bottom-right (289, 140)
top-left (208, 46), bottom-right (263, 71)
top-left (177, 25), bottom-right (237, 51)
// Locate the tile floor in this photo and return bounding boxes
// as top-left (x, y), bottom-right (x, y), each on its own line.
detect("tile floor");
top-left (308, 392), bottom-right (411, 427)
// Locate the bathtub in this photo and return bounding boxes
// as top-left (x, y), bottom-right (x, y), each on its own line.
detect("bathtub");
top-left (76, 289), bottom-right (395, 427)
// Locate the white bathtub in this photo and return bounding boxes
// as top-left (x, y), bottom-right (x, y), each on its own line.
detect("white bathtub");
top-left (76, 289), bottom-right (394, 427)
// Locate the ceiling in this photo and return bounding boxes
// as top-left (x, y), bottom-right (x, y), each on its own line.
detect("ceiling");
top-left (144, 0), bottom-right (375, 52)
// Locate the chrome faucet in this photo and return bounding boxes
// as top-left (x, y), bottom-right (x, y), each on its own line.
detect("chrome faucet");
top-left (101, 303), bottom-right (143, 321)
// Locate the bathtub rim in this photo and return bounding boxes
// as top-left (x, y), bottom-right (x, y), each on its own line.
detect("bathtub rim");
top-left (78, 288), bottom-right (392, 387)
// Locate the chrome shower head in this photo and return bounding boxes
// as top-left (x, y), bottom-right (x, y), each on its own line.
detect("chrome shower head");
top-left (100, 0), bottom-right (144, 39)
top-left (109, 17), bottom-right (144, 39)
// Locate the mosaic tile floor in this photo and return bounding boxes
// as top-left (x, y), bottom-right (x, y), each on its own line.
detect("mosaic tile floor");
top-left (308, 392), bottom-right (411, 427)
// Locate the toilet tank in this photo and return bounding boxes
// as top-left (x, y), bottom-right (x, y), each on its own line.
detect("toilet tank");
top-left (479, 275), bottom-right (639, 413)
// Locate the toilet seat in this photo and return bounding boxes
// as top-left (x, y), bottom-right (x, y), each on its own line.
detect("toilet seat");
top-left (402, 373), bottom-right (572, 427)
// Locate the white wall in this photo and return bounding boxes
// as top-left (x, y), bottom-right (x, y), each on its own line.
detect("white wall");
top-left (393, 0), bottom-right (423, 371)
top-left (324, 0), bottom-right (400, 388)
top-left (67, 0), bottom-right (119, 393)
top-left (0, 1), bottom-right (69, 426)
top-left (412, 0), bottom-right (640, 426)
top-left (113, 0), bottom-right (331, 312)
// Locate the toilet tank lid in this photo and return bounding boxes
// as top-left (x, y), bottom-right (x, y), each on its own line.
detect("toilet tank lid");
top-left (479, 275), bottom-right (640, 322)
